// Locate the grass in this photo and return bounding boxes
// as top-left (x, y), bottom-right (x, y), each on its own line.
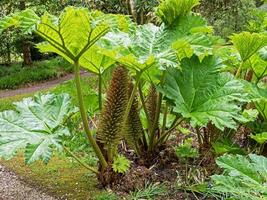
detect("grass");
top-left (0, 57), bottom-right (72, 89)
top-left (129, 183), bottom-right (167, 200)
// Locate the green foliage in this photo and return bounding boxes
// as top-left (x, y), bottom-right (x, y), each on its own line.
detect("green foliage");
top-left (156, 0), bottom-right (199, 26)
top-left (198, 0), bottom-right (257, 38)
top-left (0, 57), bottom-right (72, 89)
top-left (241, 109), bottom-right (259, 123)
top-left (175, 138), bottom-right (198, 159)
top-left (212, 139), bottom-right (245, 155)
top-left (112, 155), bottom-right (131, 174)
top-left (160, 55), bottom-right (247, 130)
top-left (230, 32), bottom-right (267, 62)
top-left (0, 7), bottom-right (129, 71)
top-left (102, 13), bottom-right (214, 77)
top-left (210, 154), bottom-right (267, 200)
top-left (250, 132), bottom-right (267, 144)
top-left (0, 93), bottom-right (77, 164)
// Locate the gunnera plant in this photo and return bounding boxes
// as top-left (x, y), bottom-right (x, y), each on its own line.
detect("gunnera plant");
top-left (146, 84), bottom-right (159, 131)
top-left (97, 66), bottom-right (129, 162)
top-left (125, 82), bottom-right (144, 155)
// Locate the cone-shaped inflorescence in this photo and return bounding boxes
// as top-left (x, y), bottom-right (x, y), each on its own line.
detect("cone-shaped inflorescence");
top-left (97, 66), bottom-right (129, 160)
top-left (125, 82), bottom-right (144, 152)
top-left (146, 84), bottom-right (158, 130)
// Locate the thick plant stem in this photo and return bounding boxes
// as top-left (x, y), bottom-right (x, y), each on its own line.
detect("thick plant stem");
top-left (161, 103), bottom-right (168, 136)
top-left (196, 126), bottom-right (202, 145)
top-left (74, 61), bottom-right (107, 169)
top-left (138, 84), bottom-right (151, 132)
top-left (122, 72), bottom-right (142, 130)
top-left (148, 93), bottom-right (162, 151)
top-left (235, 62), bottom-right (243, 78)
top-left (64, 146), bottom-right (99, 174)
top-left (155, 118), bottom-right (184, 147)
top-left (98, 73), bottom-right (102, 110)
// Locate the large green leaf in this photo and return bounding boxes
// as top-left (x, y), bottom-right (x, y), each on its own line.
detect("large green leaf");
top-left (211, 154), bottom-right (267, 200)
top-left (160, 55), bottom-right (247, 130)
top-left (156, 0), bottom-right (200, 26)
top-left (230, 32), bottom-right (267, 62)
top-left (0, 93), bottom-right (77, 164)
top-left (79, 45), bottom-right (115, 74)
top-left (102, 15), bottom-right (215, 74)
top-left (0, 9), bottom-right (39, 34)
top-left (0, 7), bottom-right (129, 73)
top-left (250, 132), bottom-right (267, 144)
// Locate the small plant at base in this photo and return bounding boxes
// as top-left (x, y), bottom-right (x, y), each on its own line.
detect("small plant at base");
top-left (175, 138), bottom-right (199, 159)
top-left (175, 138), bottom-right (199, 185)
top-left (112, 155), bottom-right (131, 174)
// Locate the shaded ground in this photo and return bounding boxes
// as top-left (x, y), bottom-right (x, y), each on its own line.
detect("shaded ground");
top-left (0, 71), bottom-right (89, 99)
top-left (0, 164), bottom-right (57, 200)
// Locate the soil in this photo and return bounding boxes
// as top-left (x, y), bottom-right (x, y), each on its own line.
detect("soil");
top-left (109, 132), bottom-right (217, 199)
top-left (0, 164), bottom-right (57, 200)
top-left (0, 70), bottom-right (89, 99)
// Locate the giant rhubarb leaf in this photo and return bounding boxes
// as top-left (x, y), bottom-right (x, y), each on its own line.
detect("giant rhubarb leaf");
top-left (0, 93), bottom-right (77, 164)
top-left (211, 154), bottom-right (267, 200)
top-left (0, 7), bottom-right (128, 74)
top-left (160, 55), bottom-right (247, 130)
top-left (230, 32), bottom-right (267, 62)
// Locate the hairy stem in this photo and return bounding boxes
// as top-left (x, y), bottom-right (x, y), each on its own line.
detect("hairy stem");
top-left (74, 61), bottom-right (107, 169)
top-left (64, 146), bottom-right (99, 174)
top-left (98, 72), bottom-right (102, 110)
top-left (155, 118), bottom-right (184, 147)
top-left (148, 92), bottom-right (162, 151)
top-left (235, 62), bottom-right (243, 78)
top-left (121, 72), bottom-right (142, 131)
top-left (138, 83), bottom-right (151, 132)
top-left (161, 102), bottom-right (169, 136)
top-left (196, 126), bottom-right (202, 145)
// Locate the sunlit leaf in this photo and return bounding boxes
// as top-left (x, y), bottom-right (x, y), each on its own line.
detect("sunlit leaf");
top-left (160, 55), bottom-right (248, 130)
top-left (230, 32), bottom-right (267, 62)
top-left (0, 93), bottom-right (77, 164)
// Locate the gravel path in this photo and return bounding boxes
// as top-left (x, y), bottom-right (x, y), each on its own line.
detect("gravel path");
top-left (0, 165), bottom-right (57, 200)
top-left (0, 70), bottom-right (89, 99)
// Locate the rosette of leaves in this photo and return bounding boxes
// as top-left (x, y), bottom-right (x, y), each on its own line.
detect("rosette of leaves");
top-left (159, 55), bottom-right (248, 130)
top-left (112, 155), bottom-right (131, 174)
top-left (0, 93), bottom-right (77, 164)
top-left (210, 154), bottom-right (267, 200)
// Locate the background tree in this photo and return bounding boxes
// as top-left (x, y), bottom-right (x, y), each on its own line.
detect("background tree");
top-left (197, 0), bottom-right (256, 38)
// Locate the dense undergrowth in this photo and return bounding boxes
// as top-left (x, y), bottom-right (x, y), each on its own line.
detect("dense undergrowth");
top-left (0, 0), bottom-right (266, 199)
top-left (0, 57), bottom-right (72, 89)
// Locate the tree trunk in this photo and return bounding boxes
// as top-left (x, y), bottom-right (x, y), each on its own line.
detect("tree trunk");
top-left (19, 0), bottom-right (32, 66)
top-left (22, 41), bottom-right (32, 66)
top-left (6, 42), bottom-right (11, 65)
top-left (127, 0), bottom-right (137, 22)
